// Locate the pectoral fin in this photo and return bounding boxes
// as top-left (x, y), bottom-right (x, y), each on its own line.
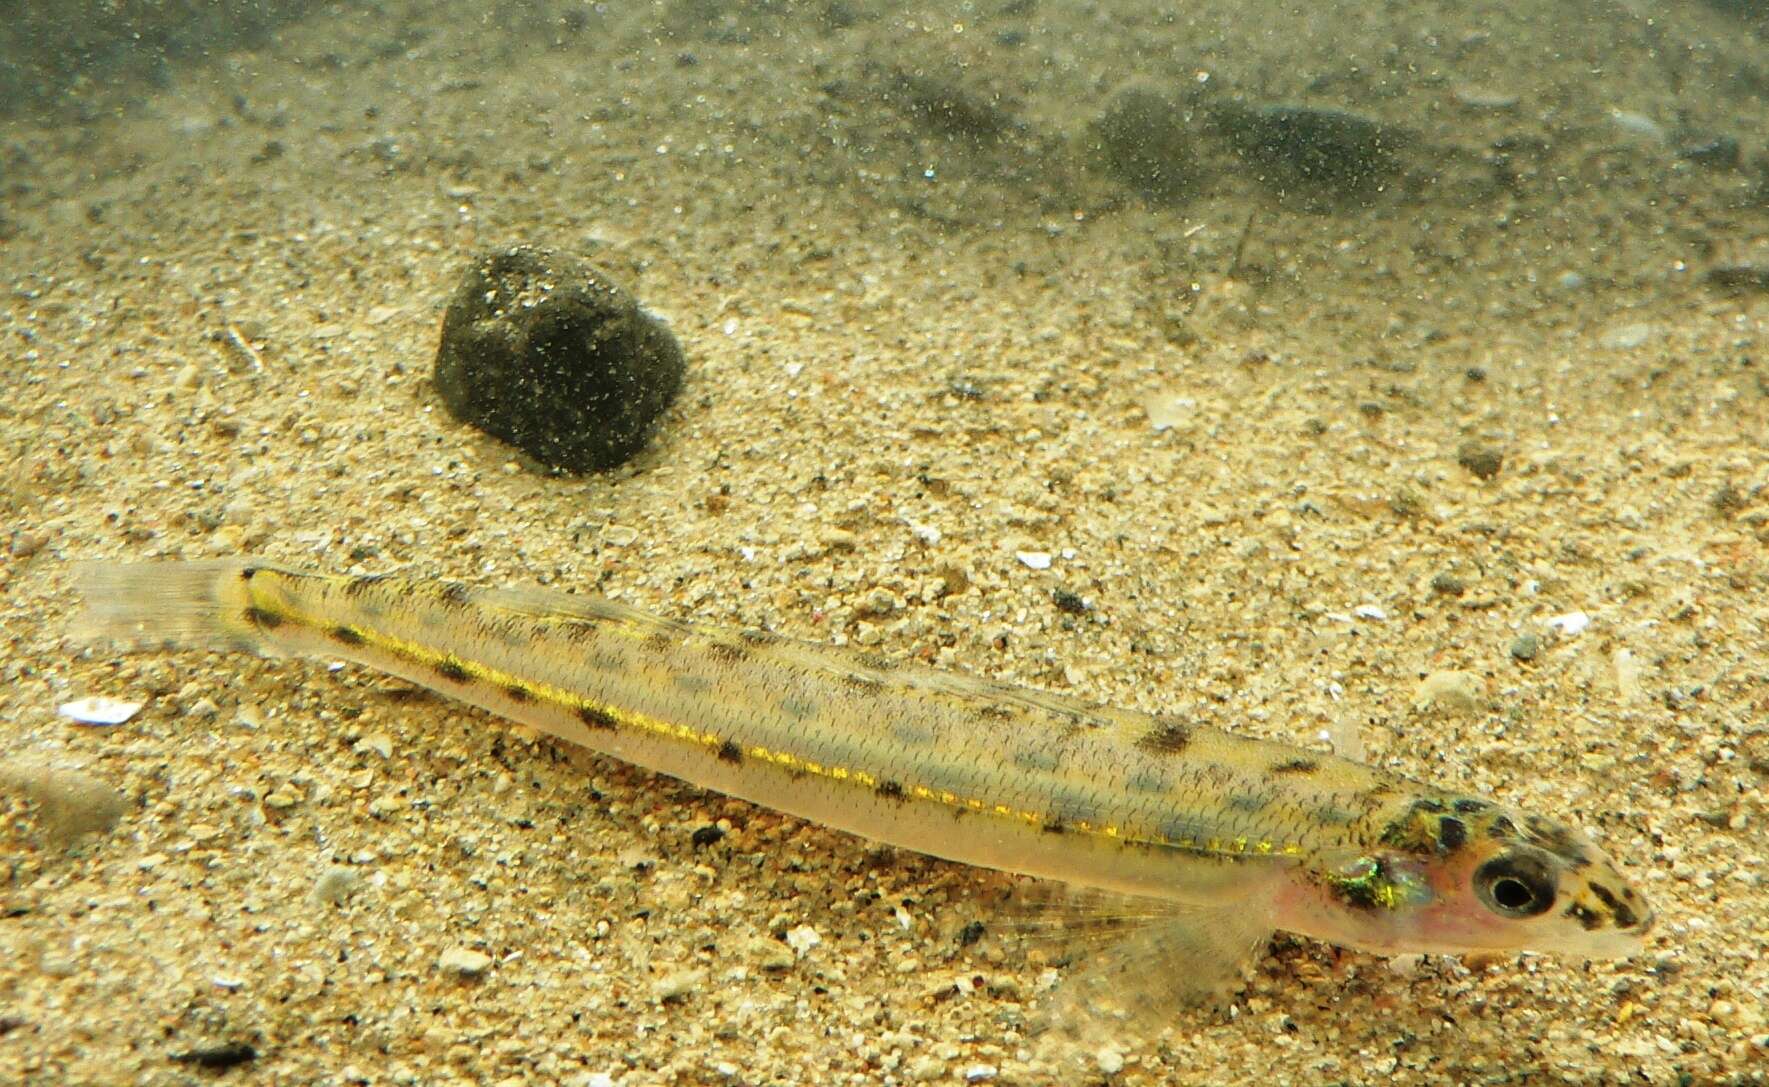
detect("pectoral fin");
top-left (1023, 889), bottom-right (1275, 1072)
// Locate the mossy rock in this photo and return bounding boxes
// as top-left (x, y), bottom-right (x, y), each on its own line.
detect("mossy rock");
top-left (434, 246), bottom-right (685, 474)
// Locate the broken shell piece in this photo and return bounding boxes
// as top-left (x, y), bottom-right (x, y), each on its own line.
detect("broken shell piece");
top-left (1544, 611), bottom-right (1590, 637)
top-left (58, 697), bottom-right (144, 726)
top-left (1143, 393), bottom-right (1196, 430)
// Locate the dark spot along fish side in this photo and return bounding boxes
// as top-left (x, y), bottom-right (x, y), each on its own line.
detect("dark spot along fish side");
top-left (1135, 718), bottom-right (1193, 755)
top-left (1268, 757), bottom-right (1319, 776)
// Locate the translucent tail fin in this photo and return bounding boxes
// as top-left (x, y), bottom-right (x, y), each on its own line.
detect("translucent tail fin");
top-left (70, 558), bottom-right (281, 654)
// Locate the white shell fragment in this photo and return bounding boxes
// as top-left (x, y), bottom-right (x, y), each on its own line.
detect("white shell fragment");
top-left (1143, 393), bottom-right (1196, 430)
top-left (1015, 551), bottom-right (1053, 570)
top-left (1545, 611), bottom-right (1591, 637)
top-left (58, 697), bottom-right (144, 727)
top-left (906, 520), bottom-right (942, 545)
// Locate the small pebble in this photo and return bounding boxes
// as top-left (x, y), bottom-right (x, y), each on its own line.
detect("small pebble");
top-left (185, 697), bottom-right (220, 719)
top-left (9, 530), bottom-right (50, 557)
top-left (1095, 1046), bottom-right (1125, 1075)
top-left (437, 947), bottom-right (493, 977)
top-left (1386, 953), bottom-right (1425, 978)
top-left (1600, 323), bottom-right (1653, 350)
top-left (689, 824), bottom-right (724, 848)
top-left (748, 935), bottom-right (796, 972)
top-left (1051, 588), bottom-right (1089, 614)
top-left (1456, 443), bottom-right (1504, 481)
top-left (1452, 86), bottom-right (1518, 111)
top-left (352, 733), bottom-right (394, 759)
top-left (1429, 572), bottom-right (1466, 596)
top-left (963, 1066), bottom-right (999, 1083)
top-left (1414, 671), bottom-right (1485, 714)
top-left (311, 866), bottom-right (364, 906)
top-left (263, 785), bottom-right (301, 810)
top-left (1509, 633), bottom-right (1541, 661)
top-left (1015, 551), bottom-right (1052, 570)
top-left (39, 953), bottom-right (77, 978)
top-left (1608, 108), bottom-right (1665, 142)
top-left (0, 762), bottom-right (127, 844)
top-left (651, 967), bottom-right (705, 1003)
top-left (785, 924), bottom-right (822, 956)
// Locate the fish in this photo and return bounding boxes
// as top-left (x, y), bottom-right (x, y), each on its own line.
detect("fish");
top-left (70, 557), bottom-right (1653, 1023)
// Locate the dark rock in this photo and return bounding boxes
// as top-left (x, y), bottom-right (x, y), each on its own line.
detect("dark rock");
top-left (1091, 84), bottom-right (1200, 203)
top-left (888, 70), bottom-right (1012, 144)
top-left (1705, 264), bottom-right (1769, 295)
top-left (1457, 443), bottom-right (1504, 480)
top-left (1712, 483), bottom-right (1746, 515)
top-left (1430, 572), bottom-right (1466, 596)
top-left (1509, 634), bottom-right (1540, 662)
top-left (1211, 103), bottom-right (1401, 208)
top-left (1703, 0), bottom-right (1767, 22)
top-left (171, 1042), bottom-right (257, 1070)
top-left (1051, 587), bottom-right (1089, 614)
top-left (1677, 135), bottom-right (1741, 169)
top-left (690, 824), bottom-right (724, 848)
top-left (434, 246), bottom-right (685, 474)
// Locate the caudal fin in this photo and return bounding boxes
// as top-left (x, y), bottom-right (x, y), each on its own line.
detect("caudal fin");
top-left (70, 558), bottom-right (276, 653)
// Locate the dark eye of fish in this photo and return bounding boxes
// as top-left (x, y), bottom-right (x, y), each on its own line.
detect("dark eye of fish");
top-left (1475, 853), bottom-right (1557, 918)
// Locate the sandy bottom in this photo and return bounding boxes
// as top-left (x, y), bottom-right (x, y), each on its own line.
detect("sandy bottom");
top-left (2, 1), bottom-right (1765, 1083)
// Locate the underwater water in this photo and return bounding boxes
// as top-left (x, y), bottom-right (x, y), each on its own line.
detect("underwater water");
top-left (1, 2), bottom-right (1765, 1083)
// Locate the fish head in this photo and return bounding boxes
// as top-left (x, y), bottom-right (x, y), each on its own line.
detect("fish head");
top-left (1281, 796), bottom-right (1654, 959)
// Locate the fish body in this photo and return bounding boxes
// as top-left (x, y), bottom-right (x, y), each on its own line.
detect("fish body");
top-left (72, 558), bottom-right (1652, 973)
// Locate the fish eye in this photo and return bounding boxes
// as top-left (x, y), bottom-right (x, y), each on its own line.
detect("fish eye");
top-left (1474, 854), bottom-right (1556, 918)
